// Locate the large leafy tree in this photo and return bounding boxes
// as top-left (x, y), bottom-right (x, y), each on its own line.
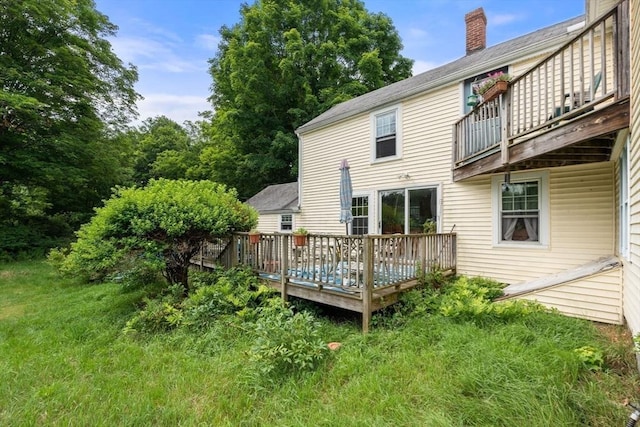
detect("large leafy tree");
top-left (205, 0), bottom-right (413, 198)
top-left (59, 179), bottom-right (257, 294)
top-left (0, 0), bottom-right (139, 255)
top-left (131, 116), bottom-right (197, 185)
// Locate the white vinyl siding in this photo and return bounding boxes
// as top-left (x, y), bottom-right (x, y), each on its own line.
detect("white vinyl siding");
top-left (447, 163), bottom-right (615, 285)
top-left (298, 84), bottom-right (458, 234)
top-left (516, 267), bottom-right (623, 324)
top-left (255, 214), bottom-right (281, 233)
top-left (619, 141), bottom-right (629, 258)
top-left (626, 0), bottom-right (640, 335)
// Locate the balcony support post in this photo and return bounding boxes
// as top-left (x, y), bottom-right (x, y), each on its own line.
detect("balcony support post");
top-left (500, 92), bottom-right (509, 165)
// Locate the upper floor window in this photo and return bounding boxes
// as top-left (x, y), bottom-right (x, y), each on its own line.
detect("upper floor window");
top-left (371, 106), bottom-right (401, 161)
top-left (280, 214), bottom-right (292, 231)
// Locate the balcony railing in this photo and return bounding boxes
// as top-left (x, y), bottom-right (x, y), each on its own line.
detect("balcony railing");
top-left (453, 0), bottom-right (629, 169)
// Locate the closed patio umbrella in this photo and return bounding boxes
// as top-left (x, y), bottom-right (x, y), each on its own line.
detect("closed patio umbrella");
top-left (339, 159), bottom-right (353, 234)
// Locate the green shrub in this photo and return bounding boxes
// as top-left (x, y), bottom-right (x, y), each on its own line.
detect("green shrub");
top-left (437, 276), bottom-right (545, 323)
top-left (249, 301), bottom-right (329, 379)
top-left (374, 275), bottom-right (546, 328)
top-left (58, 179), bottom-right (257, 294)
top-left (123, 268), bottom-right (279, 336)
top-left (123, 285), bottom-right (185, 335)
top-left (574, 346), bottom-right (604, 371)
top-left (182, 267), bottom-right (278, 328)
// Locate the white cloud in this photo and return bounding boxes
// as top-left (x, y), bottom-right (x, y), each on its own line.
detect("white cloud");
top-left (408, 27), bottom-right (429, 39)
top-left (196, 34), bottom-right (220, 51)
top-left (130, 17), bottom-right (183, 44)
top-left (136, 93), bottom-right (212, 124)
top-left (412, 60), bottom-right (440, 75)
top-left (110, 36), bottom-right (203, 73)
top-left (489, 13), bottom-right (521, 26)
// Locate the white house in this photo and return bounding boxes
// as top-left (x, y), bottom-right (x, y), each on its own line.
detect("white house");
top-left (284, 0), bottom-right (635, 328)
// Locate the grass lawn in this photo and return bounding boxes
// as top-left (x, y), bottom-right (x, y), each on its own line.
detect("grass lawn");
top-left (1, 260), bottom-right (639, 426)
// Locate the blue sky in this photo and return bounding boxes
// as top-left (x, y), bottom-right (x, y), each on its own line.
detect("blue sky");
top-left (94, 0), bottom-right (585, 125)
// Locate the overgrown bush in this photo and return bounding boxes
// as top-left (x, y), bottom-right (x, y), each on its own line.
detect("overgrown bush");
top-left (123, 268), bottom-right (279, 335)
top-left (437, 276), bottom-right (545, 323)
top-left (182, 267), bottom-right (278, 328)
top-left (123, 284), bottom-right (185, 335)
top-left (56, 179), bottom-right (257, 294)
top-left (374, 275), bottom-right (546, 328)
top-left (249, 301), bottom-right (329, 379)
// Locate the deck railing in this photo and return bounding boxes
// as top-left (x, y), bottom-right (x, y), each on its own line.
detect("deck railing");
top-left (198, 232), bottom-right (456, 295)
top-left (453, 0), bottom-right (629, 167)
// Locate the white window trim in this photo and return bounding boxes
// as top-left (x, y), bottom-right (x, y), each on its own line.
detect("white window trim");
top-left (351, 191), bottom-right (372, 235)
top-left (280, 214), bottom-right (293, 232)
top-left (370, 104), bottom-right (402, 163)
top-left (491, 171), bottom-right (549, 248)
top-left (376, 185), bottom-right (440, 234)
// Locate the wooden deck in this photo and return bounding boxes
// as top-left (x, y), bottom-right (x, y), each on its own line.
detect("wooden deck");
top-left (193, 232), bottom-right (457, 332)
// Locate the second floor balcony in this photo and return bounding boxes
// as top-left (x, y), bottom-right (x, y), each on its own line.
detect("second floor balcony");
top-left (453, 0), bottom-right (630, 182)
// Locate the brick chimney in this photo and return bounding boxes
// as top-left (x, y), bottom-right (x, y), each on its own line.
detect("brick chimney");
top-left (465, 8), bottom-right (487, 55)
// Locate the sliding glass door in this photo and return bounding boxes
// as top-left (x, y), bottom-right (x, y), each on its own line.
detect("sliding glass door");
top-left (380, 187), bottom-right (437, 234)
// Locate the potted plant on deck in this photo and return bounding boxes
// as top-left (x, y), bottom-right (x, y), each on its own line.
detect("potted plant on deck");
top-left (476, 71), bottom-right (511, 103)
top-left (422, 219), bottom-right (437, 234)
top-left (293, 227), bottom-right (308, 246)
top-left (248, 229), bottom-right (261, 244)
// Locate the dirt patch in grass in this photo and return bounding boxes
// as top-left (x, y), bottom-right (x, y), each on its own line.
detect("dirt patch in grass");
top-left (596, 323), bottom-right (634, 345)
top-left (0, 304), bottom-right (26, 320)
top-left (0, 270), bottom-right (16, 280)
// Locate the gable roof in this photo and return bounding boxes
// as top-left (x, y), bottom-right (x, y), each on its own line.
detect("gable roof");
top-left (297, 15), bottom-right (585, 135)
top-left (245, 182), bottom-right (298, 213)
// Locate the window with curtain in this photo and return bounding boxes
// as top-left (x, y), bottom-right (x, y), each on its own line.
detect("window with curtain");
top-left (500, 181), bottom-right (539, 242)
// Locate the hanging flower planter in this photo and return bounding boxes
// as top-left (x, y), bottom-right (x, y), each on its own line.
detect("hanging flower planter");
top-left (481, 80), bottom-right (508, 103)
top-left (293, 228), bottom-right (308, 246)
top-left (249, 231), bottom-right (261, 244)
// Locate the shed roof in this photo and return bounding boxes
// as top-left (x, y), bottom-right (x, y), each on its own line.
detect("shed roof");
top-left (297, 15), bottom-right (585, 134)
top-left (245, 182), bottom-right (298, 213)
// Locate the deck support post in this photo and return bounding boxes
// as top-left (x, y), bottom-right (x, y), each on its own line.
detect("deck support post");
top-left (361, 236), bottom-right (374, 333)
top-left (230, 235), bottom-right (239, 267)
top-left (421, 235), bottom-right (427, 275)
top-left (281, 234), bottom-right (289, 302)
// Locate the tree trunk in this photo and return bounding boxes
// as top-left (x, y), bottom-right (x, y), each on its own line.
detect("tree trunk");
top-left (164, 239), bottom-right (202, 296)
